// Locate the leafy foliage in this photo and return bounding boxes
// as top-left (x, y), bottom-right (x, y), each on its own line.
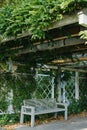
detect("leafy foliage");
top-left (0, 0), bottom-right (87, 41)
top-left (68, 98), bottom-right (87, 115)
top-left (79, 30), bottom-right (87, 40)
top-left (0, 113), bottom-right (20, 126)
top-left (0, 75), bottom-right (10, 111)
top-left (0, 72), bottom-right (36, 112)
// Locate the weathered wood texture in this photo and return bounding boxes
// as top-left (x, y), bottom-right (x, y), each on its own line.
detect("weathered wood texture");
top-left (16, 37), bottom-right (86, 55)
top-left (20, 98), bottom-right (68, 127)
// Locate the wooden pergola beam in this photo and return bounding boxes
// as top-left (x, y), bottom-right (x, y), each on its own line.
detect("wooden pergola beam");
top-left (1, 8), bottom-right (86, 45)
top-left (61, 67), bottom-right (87, 73)
top-left (52, 57), bottom-right (87, 64)
top-left (15, 37), bottom-right (86, 56)
top-left (48, 14), bottom-right (78, 30)
top-left (42, 65), bottom-right (87, 73)
top-left (1, 13), bottom-right (78, 44)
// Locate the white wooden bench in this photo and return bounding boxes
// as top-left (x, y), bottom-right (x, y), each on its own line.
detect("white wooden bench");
top-left (20, 98), bottom-right (68, 127)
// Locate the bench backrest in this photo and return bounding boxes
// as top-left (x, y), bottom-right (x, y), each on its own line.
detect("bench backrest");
top-left (23, 98), bottom-right (57, 112)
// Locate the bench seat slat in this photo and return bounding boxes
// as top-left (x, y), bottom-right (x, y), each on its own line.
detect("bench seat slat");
top-left (35, 108), bottom-right (65, 115)
top-left (22, 108), bottom-right (65, 115)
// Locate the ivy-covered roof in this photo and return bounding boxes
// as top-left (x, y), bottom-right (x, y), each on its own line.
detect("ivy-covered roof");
top-left (0, 0), bottom-right (87, 71)
top-left (0, 0), bottom-right (87, 41)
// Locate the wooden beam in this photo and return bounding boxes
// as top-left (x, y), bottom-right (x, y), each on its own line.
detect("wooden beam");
top-left (78, 8), bottom-right (87, 27)
top-left (42, 64), bottom-right (87, 73)
top-left (15, 37), bottom-right (86, 56)
top-left (33, 33), bottom-right (79, 46)
top-left (52, 57), bottom-right (87, 64)
top-left (61, 67), bottom-right (87, 73)
top-left (48, 14), bottom-right (78, 30)
top-left (75, 72), bottom-right (79, 100)
top-left (42, 65), bottom-right (87, 73)
top-left (1, 13), bottom-right (78, 44)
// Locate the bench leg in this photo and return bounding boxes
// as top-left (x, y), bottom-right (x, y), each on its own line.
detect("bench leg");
top-left (54, 113), bottom-right (57, 118)
top-left (65, 108), bottom-right (68, 120)
top-left (20, 113), bottom-right (24, 124)
top-left (31, 115), bottom-right (35, 127)
top-left (20, 107), bottom-right (24, 124)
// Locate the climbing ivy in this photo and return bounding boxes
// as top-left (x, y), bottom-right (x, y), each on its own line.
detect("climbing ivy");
top-left (79, 30), bottom-right (87, 40)
top-left (0, 0), bottom-right (87, 41)
top-left (0, 72), bottom-right (36, 112)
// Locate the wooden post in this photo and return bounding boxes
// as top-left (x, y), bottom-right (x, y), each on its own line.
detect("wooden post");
top-left (51, 77), bottom-right (55, 99)
top-left (20, 106), bottom-right (24, 124)
top-left (75, 72), bottom-right (79, 100)
top-left (78, 9), bottom-right (87, 27)
top-left (54, 68), bottom-right (61, 118)
top-left (63, 82), bottom-right (66, 103)
top-left (57, 67), bottom-right (61, 102)
top-left (7, 89), bottom-right (14, 114)
top-left (31, 107), bottom-right (35, 127)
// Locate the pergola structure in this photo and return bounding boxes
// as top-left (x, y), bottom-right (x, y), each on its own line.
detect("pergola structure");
top-left (0, 8), bottom-right (87, 103)
top-left (0, 8), bottom-right (87, 70)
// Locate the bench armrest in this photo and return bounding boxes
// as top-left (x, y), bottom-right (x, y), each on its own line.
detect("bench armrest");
top-left (56, 103), bottom-right (68, 106)
top-left (56, 102), bottom-right (68, 120)
top-left (21, 105), bottom-right (35, 114)
top-left (22, 105), bottom-right (34, 109)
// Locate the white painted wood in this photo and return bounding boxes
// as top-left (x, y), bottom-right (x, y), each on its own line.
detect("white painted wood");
top-left (58, 82), bottom-right (62, 102)
top-left (64, 104), bottom-right (68, 120)
top-left (0, 109), bottom-right (5, 115)
top-left (48, 14), bottom-right (78, 30)
top-left (51, 77), bottom-right (55, 98)
top-left (57, 68), bottom-right (62, 102)
top-left (7, 90), bottom-right (14, 114)
top-left (75, 72), bottom-right (79, 100)
top-left (62, 82), bottom-right (66, 103)
top-left (32, 73), bottom-right (55, 99)
top-left (31, 107), bottom-right (35, 127)
top-left (20, 98), bottom-right (68, 127)
top-left (78, 9), bottom-right (87, 27)
top-left (20, 106), bottom-right (24, 124)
